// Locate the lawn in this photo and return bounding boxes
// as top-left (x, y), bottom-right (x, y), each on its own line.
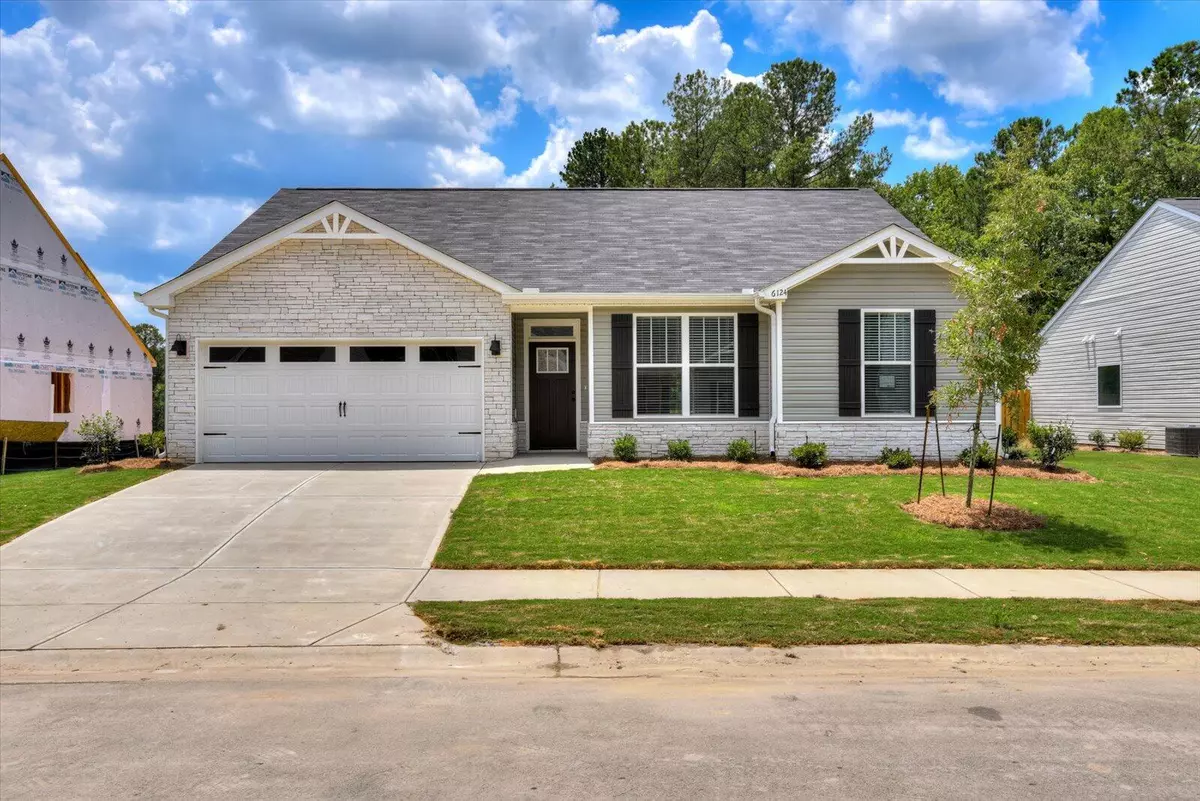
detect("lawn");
top-left (0, 468), bottom-right (172, 544)
top-left (435, 451), bottom-right (1200, 570)
top-left (413, 598), bottom-right (1200, 647)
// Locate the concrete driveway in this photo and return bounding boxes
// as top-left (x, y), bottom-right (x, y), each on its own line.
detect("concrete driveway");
top-left (0, 463), bottom-right (479, 650)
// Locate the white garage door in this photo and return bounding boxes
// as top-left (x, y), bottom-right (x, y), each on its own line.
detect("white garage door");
top-left (199, 342), bottom-right (483, 462)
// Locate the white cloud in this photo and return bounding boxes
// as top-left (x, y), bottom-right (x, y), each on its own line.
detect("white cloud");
top-left (747, 0), bottom-right (1101, 113)
top-left (92, 270), bottom-right (156, 325)
top-left (503, 124), bottom-right (578, 188)
top-left (230, 149), bottom-right (261, 169)
top-left (428, 144), bottom-right (506, 187)
top-left (854, 108), bottom-right (982, 161)
top-left (210, 21), bottom-right (245, 47)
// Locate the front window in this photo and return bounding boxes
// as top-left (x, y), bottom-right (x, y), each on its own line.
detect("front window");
top-left (863, 311), bottom-right (912, 415)
top-left (1098, 365), bottom-right (1121, 407)
top-left (635, 314), bottom-right (736, 416)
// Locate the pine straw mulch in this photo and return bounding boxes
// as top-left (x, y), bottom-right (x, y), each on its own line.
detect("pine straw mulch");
top-left (902, 494), bottom-right (1046, 531)
top-left (596, 458), bottom-right (1096, 483)
top-left (78, 457), bottom-right (176, 475)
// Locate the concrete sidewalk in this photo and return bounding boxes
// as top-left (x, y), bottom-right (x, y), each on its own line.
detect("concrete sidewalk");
top-left (408, 568), bottom-right (1199, 601)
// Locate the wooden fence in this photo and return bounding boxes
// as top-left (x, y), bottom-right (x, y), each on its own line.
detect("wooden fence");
top-left (1001, 389), bottom-right (1032, 437)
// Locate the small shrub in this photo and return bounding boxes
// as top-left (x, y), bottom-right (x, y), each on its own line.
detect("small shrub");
top-left (76, 411), bottom-right (124, 465)
top-left (790, 441), bottom-right (828, 469)
top-left (1115, 429), bottom-right (1147, 451)
top-left (1027, 420), bottom-right (1078, 469)
top-left (612, 434), bottom-right (638, 462)
top-left (1004, 446), bottom-right (1028, 461)
top-left (665, 439), bottom-right (692, 461)
top-left (726, 438), bottom-right (756, 463)
top-left (137, 431), bottom-right (166, 455)
top-left (877, 446), bottom-right (915, 470)
top-left (1001, 426), bottom-right (1018, 452)
top-left (958, 440), bottom-right (995, 469)
top-left (1089, 429), bottom-right (1108, 450)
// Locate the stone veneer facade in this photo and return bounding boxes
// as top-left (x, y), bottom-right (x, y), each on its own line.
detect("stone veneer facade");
top-left (774, 420), bottom-right (977, 461)
top-left (587, 422), bottom-right (773, 459)
top-left (587, 420), bottom-right (976, 461)
top-left (165, 239), bottom-right (514, 463)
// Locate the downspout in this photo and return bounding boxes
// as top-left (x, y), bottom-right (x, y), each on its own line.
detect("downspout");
top-left (754, 297), bottom-right (777, 456)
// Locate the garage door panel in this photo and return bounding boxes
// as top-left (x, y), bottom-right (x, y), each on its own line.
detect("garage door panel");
top-left (206, 405), bottom-right (238, 427)
top-left (241, 405), bottom-right (270, 426)
top-left (240, 375), bottom-right (270, 396)
top-left (201, 342), bottom-right (482, 462)
top-left (379, 405), bottom-right (408, 425)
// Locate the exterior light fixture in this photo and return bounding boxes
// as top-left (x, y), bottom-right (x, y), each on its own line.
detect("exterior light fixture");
top-left (489, 337), bottom-right (502, 356)
top-left (169, 337), bottom-right (188, 356)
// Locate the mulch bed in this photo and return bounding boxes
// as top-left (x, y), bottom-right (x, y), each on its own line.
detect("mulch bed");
top-left (902, 494), bottom-right (1046, 531)
top-left (596, 458), bottom-right (1096, 483)
top-left (78, 457), bottom-right (175, 475)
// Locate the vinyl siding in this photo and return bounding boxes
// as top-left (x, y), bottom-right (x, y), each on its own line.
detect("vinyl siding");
top-left (592, 308), bottom-right (771, 423)
top-left (1028, 207), bottom-right (1200, 449)
top-left (781, 262), bottom-right (965, 420)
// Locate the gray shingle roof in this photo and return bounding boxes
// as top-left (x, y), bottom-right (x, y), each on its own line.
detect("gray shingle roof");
top-left (1164, 198), bottom-right (1200, 216)
top-left (186, 188), bottom-right (920, 293)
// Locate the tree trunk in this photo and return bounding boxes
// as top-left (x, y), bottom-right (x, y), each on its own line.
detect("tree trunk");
top-left (965, 384), bottom-right (985, 507)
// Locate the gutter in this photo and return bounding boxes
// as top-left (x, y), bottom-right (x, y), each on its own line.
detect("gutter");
top-left (140, 297), bottom-right (170, 456)
top-left (753, 296), bottom-right (778, 456)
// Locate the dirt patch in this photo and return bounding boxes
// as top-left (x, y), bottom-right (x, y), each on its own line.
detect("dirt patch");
top-left (902, 494), bottom-right (1046, 531)
top-left (596, 458), bottom-right (1096, 482)
top-left (78, 457), bottom-right (175, 475)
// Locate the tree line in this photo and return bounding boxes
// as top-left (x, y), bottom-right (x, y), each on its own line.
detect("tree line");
top-left (559, 42), bottom-right (1199, 324)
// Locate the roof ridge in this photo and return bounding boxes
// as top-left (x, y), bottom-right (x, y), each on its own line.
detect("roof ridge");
top-left (284, 186), bottom-right (875, 192)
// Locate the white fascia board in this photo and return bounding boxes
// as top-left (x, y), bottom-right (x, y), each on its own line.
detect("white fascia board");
top-left (759, 224), bottom-right (965, 298)
top-left (501, 292), bottom-right (758, 310)
top-left (1040, 201), bottom-right (1195, 337)
top-left (138, 201), bottom-right (517, 307)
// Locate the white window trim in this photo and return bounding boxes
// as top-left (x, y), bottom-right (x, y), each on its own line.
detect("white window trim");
top-left (1097, 363), bottom-right (1122, 409)
top-left (522, 318), bottom-right (582, 452)
top-left (633, 313), bottom-right (738, 419)
top-left (861, 309), bottom-right (915, 418)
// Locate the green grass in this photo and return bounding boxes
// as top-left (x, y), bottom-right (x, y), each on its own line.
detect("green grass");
top-left (0, 468), bottom-right (172, 544)
top-left (435, 451), bottom-right (1200, 570)
top-left (413, 597), bottom-right (1200, 647)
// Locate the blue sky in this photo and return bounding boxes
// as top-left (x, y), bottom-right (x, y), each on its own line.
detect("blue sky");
top-left (0, 1), bottom-right (1194, 329)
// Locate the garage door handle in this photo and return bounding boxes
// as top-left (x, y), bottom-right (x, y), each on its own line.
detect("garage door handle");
top-left (338, 401), bottom-right (345, 417)
top-left (203, 432), bottom-right (227, 436)
top-left (458, 431), bottom-right (481, 435)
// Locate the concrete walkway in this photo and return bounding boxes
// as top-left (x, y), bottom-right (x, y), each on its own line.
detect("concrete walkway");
top-left (408, 568), bottom-right (1199, 602)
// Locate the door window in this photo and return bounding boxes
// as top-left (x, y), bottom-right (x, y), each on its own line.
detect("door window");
top-left (420, 346), bottom-right (476, 362)
top-left (350, 346), bottom-right (406, 362)
top-left (209, 346), bottom-right (266, 363)
top-left (536, 347), bottom-right (570, 374)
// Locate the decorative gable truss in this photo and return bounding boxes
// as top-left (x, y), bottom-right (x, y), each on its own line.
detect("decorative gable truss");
top-left (759, 224), bottom-right (964, 299)
top-left (294, 210), bottom-right (384, 238)
top-left (137, 201), bottom-right (517, 307)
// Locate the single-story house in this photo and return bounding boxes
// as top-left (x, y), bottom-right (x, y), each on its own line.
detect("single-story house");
top-left (136, 188), bottom-right (979, 464)
top-left (1029, 198), bottom-right (1200, 450)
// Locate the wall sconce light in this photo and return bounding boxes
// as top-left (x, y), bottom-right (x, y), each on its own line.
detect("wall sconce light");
top-left (489, 337), bottom-right (502, 356)
top-left (169, 337), bottom-right (188, 356)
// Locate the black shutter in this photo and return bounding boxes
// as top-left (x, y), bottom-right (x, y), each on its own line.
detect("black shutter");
top-left (914, 309), bottom-right (937, 415)
top-left (838, 309), bottom-right (861, 417)
top-left (611, 314), bottom-right (633, 419)
top-left (737, 313), bottom-right (759, 417)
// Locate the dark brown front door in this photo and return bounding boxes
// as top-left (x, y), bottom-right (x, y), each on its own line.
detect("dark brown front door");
top-left (529, 342), bottom-right (576, 450)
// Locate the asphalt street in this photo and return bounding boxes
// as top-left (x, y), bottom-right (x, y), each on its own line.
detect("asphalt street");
top-left (2, 653), bottom-right (1197, 799)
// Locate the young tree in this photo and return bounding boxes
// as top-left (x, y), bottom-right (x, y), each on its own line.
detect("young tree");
top-left (712, 83), bottom-right (778, 187)
top-left (935, 255), bottom-right (1045, 507)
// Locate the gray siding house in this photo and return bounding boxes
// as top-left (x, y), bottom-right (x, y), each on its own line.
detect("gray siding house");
top-left (1029, 199), bottom-right (1200, 449)
top-left (137, 188), bottom-right (977, 464)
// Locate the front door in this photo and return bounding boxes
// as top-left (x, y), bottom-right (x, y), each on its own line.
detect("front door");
top-left (528, 342), bottom-right (576, 450)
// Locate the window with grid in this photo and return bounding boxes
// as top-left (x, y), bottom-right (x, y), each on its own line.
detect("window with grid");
top-left (634, 315), bottom-right (735, 416)
top-left (863, 311), bottom-right (912, 415)
top-left (536, 347), bottom-right (570, 374)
